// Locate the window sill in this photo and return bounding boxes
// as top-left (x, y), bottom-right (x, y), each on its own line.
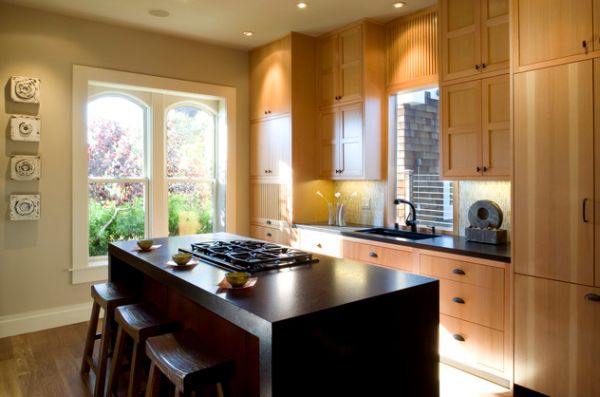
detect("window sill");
top-left (71, 261), bottom-right (108, 284)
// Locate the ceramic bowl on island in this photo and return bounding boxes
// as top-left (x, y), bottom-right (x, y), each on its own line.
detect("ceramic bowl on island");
top-left (225, 271), bottom-right (250, 287)
top-left (137, 239), bottom-right (154, 251)
top-left (172, 252), bottom-right (193, 266)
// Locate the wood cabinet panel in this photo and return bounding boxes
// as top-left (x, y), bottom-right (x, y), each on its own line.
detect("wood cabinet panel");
top-left (250, 115), bottom-right (291, 181)
top-left (249, 36), bottom-right (291, 120)
top-left (420, 254), bottom-right (504, 290)
top-left (338, 26), bottom-right (363, 104)
top-left (250, 182), bottom-right (289, 228)
top-left (516, 0), bottom-right (593, 67)
top-left (317, 108), bottom-right (339, 178)
top-left (440, 314), bottom-right (504, 372)
top-left (342, 240), bottom-right (414, 272)
top-left (595, 0), bottom-right (600, 51)
top-left (596, 59), bottom-right (600, 288)
top-left (514, 61), bottom-right (594, 285)
top-left (316, 36), bottom-right (337, 108)
top-left (480, 0), bottom-right (509, 73)
top-left (481, 74), bottom-right (510, 176)
top-left (298, 229), bottom-right (342, 258)
top-left (515, 275), bottom-right (600, 396)
top-left (250, 225), bottom-right (289, 245)
top-left (439, 279), bottom-right (504, 330)
top-left (338, 103), bottom-right (363, 177)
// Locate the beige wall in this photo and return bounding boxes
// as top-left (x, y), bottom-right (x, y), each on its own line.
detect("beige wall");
top-left (0, 3), bottom-right (249, 317)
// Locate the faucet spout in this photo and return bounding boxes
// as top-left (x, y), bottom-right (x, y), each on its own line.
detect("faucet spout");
top-left (393, 198), bottom-right (418, 232)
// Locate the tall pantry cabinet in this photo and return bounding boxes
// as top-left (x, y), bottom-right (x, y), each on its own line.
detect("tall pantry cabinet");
top-left (513, 1), bottom-right (600, 394)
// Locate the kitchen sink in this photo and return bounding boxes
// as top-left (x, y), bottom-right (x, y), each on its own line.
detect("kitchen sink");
top-left (354, 228), bottom-right (438, 240)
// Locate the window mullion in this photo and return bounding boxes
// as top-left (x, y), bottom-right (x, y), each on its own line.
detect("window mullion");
top-left (150, 92), bottom-right (168, 237)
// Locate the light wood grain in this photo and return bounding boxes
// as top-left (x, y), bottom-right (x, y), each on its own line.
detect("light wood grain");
top-left (420, 254), bottom-right (504, 290)
top-left (316, 35), bottom-right (337, 108)
top-left (439, 278), bottom-right (504, 331)
top-left (596, 59), bottom-right (600, 288)
top-left (595, 0), bottom-right (600, 52)
top-left (338, 25), bottom-right (363, 104)
top-left (249, 182), bottom-right (289, 228)
top-left (338, 102), bottom-right (364, 178)
top-left (342, 240), bottom-right (414, 272)
top-left (386, 6), bottom-right (438, 92)
top-left (440, 314), bottom-right (504, 372)
top-left (298, 229), bottom-right (343, 258)
top-left (249, 115), bottom-right (291, 182)
top-left (317, 107), bottom-right (339, 178)
top-left (249, 225), bottom-right (289, 245)
top-left (481, 74), bottom-right (510, 176)
top-left (480, 0), bottom-right (509, 74)
top-left (441, 0), bottom-right (480, 81)
top-left (514, 274), bottom-right (600, 396)
top-left (516, 0), bottom-right (593, 67)
top-left (514, 61), bottom-right (594, 285)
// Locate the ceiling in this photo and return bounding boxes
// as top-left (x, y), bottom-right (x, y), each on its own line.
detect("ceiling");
top-left (1, 0), bottom-right (436, 50)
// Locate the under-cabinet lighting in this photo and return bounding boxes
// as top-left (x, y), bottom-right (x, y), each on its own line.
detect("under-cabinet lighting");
top-left (297, 2), bottom-right (308, 9)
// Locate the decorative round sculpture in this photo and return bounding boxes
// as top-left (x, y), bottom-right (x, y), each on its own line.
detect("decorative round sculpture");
top-left (14, 79), bottom-right (37, 100)
top-left (18, 121), bottom-right (33, 136)
top-left (15, 198), bottom-right (36, 216)
top-left (15, 159), bottom-right (36, 177)
top-left (468, 200), bottom-right (503, 229)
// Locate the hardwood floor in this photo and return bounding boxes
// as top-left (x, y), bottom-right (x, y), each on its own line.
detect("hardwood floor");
top-left (0, 322), bottom-right (513, 397)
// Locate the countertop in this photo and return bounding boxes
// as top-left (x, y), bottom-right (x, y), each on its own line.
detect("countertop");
top-left (295, 223), bottom-right (511, 263)
top-left (108, 232), bottom-right (437, 324)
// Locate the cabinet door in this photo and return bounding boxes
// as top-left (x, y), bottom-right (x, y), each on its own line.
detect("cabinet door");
top-left (596, 59), bottom-right (600, 288)
top-left (515, 275), bottom-right (600, 396)
top-left (441, 80), bottom-right (482, 178)
top-left (250, 120), bottom-right (270, 178)
top-left (595, 0), bottom-right (600, 51)
top-left (480, 0), bottom-right (509, 73)
top-left (338, 25), bottom-right (363, 104)
top-left (441, 0), bottom-right (481, 81)
top-left (481, 74), bottom-right (510, 177)
top-left (318, 108), bottom-right (339, 178)
top-left (338, 103), bottom-right (363, 178)
top-left (517, 0), bottom-right (593, 67)
top-left (249, 44), bottom-right (270, 121)
top-left (514, 61), bottom-right (594, 285)
top-left (316, 35), bottom-right (338, 108)
top-left (267, 115), bottom-right (291, 180)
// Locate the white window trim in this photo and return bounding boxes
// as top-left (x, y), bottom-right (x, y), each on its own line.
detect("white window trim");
top-left (71, 65), bottom-right (237, 284)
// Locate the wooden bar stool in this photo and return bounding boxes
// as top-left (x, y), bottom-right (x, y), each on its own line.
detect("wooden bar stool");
top-left (144, 330), bottom-right (235, 397)
top-left (106, 303), bottom-right (181, 397)
top-left (81, 282), bottom-right (137, 397)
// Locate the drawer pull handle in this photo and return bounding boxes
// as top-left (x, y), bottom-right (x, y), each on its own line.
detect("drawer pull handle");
top-left (266, 220), bottom-right (272, 225)
top-left (453, 334), bottom-right (466, 342)
top-left (316, 243), bottom-right (322, 248)
top-left (368, 252), bottom-right (378, 258)
top-left (452, 297), bottom-right (465, 304)
top-left (585, 293), bottom-right (600, 302)
top-left (266, 233), bottom-right (272, 237)
top-left (452, 268), bottom-right (465, 275)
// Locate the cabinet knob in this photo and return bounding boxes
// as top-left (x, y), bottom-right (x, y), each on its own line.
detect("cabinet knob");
top-left (483, 166), bottom-right (488, 172)
top-left (476, 166), bottom-right (481, 172)
top-left (475, 64), bottom-right (480, 70)
top-left (585, 293), bottom-right (600, 302)
top-left (268, 110), bottom-right (272, 114)
top-left (264, 110), bottom-right (268, 115)
top-left (452, 297), bottom-right (465, 304)
top-left (481, 63), bottom-right (486, 69)
top-left (582, 40), bottom-right (588, 49)
top-left (368, 251), bottom-right (378, 258)
top-left (452, 268), bottom-right (465, 275)
top-left (264, 170), bottom-right (268, 173)
top-left (452, 334), bottom-right (466, 342)
top-left (266, 232), bottom-right (272, 237)
top-left (316, 243), bottom-right (322, 248)
top-left (266, 220), bottom-right (272, 225)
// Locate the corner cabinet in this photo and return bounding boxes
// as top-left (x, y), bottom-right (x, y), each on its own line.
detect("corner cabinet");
top-left (441, 74), bottom-right (510, 179)
top-left (316, 21), bottom-right (385, 180)
top-left (440, 0), bottom-right (509, 82)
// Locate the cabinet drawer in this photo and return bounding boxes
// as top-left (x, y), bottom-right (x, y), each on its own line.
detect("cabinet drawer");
top-left (250, 225), bottom-right (289, 245)
top-left (343, 241), bottom-right (413, 272)
top-left (298, 230), bottom-right (342, 258)
top-left (420, 254), bottom-right (504, 291)
top-left (440, 314), bottom-right (504, 372)
top-left (439, 279), bottom-right (504, 330)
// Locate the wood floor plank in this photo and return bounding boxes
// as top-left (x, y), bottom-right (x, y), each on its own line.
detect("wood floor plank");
top-left (0, 359), bottom-right (23, 397)
top-left (0, 338), bottom-right (14, 361)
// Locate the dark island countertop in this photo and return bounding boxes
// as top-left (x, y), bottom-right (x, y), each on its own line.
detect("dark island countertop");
top-left (295, 223), bottom-right (511, 263)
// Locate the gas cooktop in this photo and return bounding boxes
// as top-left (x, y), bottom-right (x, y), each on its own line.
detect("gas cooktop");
top-left (180, 240), bottom-right (317, 273)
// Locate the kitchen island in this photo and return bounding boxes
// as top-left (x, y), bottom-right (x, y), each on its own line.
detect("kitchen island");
top-left (109, 233), bottom-right (439, 397)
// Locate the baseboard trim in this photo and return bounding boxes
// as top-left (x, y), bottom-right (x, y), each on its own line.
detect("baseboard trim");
top-left (0, 301), bottom-right (93, 338)
top-left (440, 356), bottom-right (511, 389)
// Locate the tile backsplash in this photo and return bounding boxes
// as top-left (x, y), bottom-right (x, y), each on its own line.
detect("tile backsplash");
top-left (333, 181), bottom-right (386, 226)
top-left (458, 181), bottom-right (511, 238)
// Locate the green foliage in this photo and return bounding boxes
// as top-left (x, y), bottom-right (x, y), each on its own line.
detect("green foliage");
top-left (167, 193), bottom-right (213, 237)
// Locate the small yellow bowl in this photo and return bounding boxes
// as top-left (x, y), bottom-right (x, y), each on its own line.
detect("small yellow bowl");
top-left (137, 239), bottom-right (154, 251)
top-left (225, 271), bottom-right (250, 287)
top-left (172, 252), bottom-right (193, 266)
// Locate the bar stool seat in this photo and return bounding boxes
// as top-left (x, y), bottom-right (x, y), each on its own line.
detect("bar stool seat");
top-left (145, 330), bottom-right (235, 397)
top-left (107, 303), bottom-right (180, 397)
top-left (81, 282), bottom-right (137, 397)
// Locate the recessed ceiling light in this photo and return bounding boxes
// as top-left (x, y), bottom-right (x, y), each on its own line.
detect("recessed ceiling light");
top-left (297, 2), bottom-right (308, 9)
top-left (243, 31), bottom-right (254, 37)
top-left (148, 9), bottom-right (170, 17)
top-left (393, 2), bottom-right (406, 8)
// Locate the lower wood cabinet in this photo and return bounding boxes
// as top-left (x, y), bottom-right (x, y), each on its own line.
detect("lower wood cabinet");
top-left (515, 274), bottom-right (600, 396)
top-left (249, 225), bottom-right (290, 245)
top-left (342, 239), bottom-right (414, 272)
top-left (297, 228), bottom-right (342, 258)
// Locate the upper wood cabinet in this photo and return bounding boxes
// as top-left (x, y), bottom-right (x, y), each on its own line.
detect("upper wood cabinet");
top-left (441, 0), bottom-right (509, 82)
top-left (514, 61), bottom-right (594, 286)
top-left (515, 275), bottom-right (600, 396)
top-left (317, 25), bottom-right (363, 108)
top-left (250, 115), bottom-right (291, 181)
top-left (514, 0), bottom-right (595, 69)
top-left (596, 59), bottom-right (600, 288)
top-left (249, 36), bottom-right (292, 121)
top-left (441, 74), bottom-right (509, 179)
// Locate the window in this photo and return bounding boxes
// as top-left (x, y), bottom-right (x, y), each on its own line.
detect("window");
top-left (72, 66), bottom-right (236, 283)
top-left (393, 87), bottom-right (455, 231)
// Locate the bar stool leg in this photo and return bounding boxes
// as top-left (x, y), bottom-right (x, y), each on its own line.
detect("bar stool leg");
top-left (145, 363), bottom-right (161, 397)
top-left (94, 308), bottom-right (114, 397)
top-left (81, 301), bottom-right (100, 374)
top-left (106, 326), bottom-right (126, 397)
top-left (127, 341), bottom-right (146, 397)
top-left (218, 380), bottom-right (233, 397)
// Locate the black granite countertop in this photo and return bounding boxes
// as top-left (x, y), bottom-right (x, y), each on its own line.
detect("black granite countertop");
top-left (109, 233), bottom-right (437, 324)
top-left (295, 223), bottom-right (511, 263)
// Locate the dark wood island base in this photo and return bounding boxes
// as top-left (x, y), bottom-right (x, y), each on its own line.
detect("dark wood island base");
top-left (109, 233), bottom-right (440, 397)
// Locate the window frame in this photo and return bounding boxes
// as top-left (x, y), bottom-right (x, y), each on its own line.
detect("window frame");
top-left (72, 65), bottom-right (236, 284)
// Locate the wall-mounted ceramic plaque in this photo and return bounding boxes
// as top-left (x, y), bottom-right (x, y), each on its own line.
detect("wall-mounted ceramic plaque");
top-left (10, 155), bottom-right (41, 180)
top-left (10, 115), bottom-right (41, 142)
top-left (10, 194), bottom-right (41, 221)
top-left (10, 76), bottom-right (41, 104)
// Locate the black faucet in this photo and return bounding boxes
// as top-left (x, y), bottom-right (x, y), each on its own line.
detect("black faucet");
top-left (394, 198), bottom-right (418, 232)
